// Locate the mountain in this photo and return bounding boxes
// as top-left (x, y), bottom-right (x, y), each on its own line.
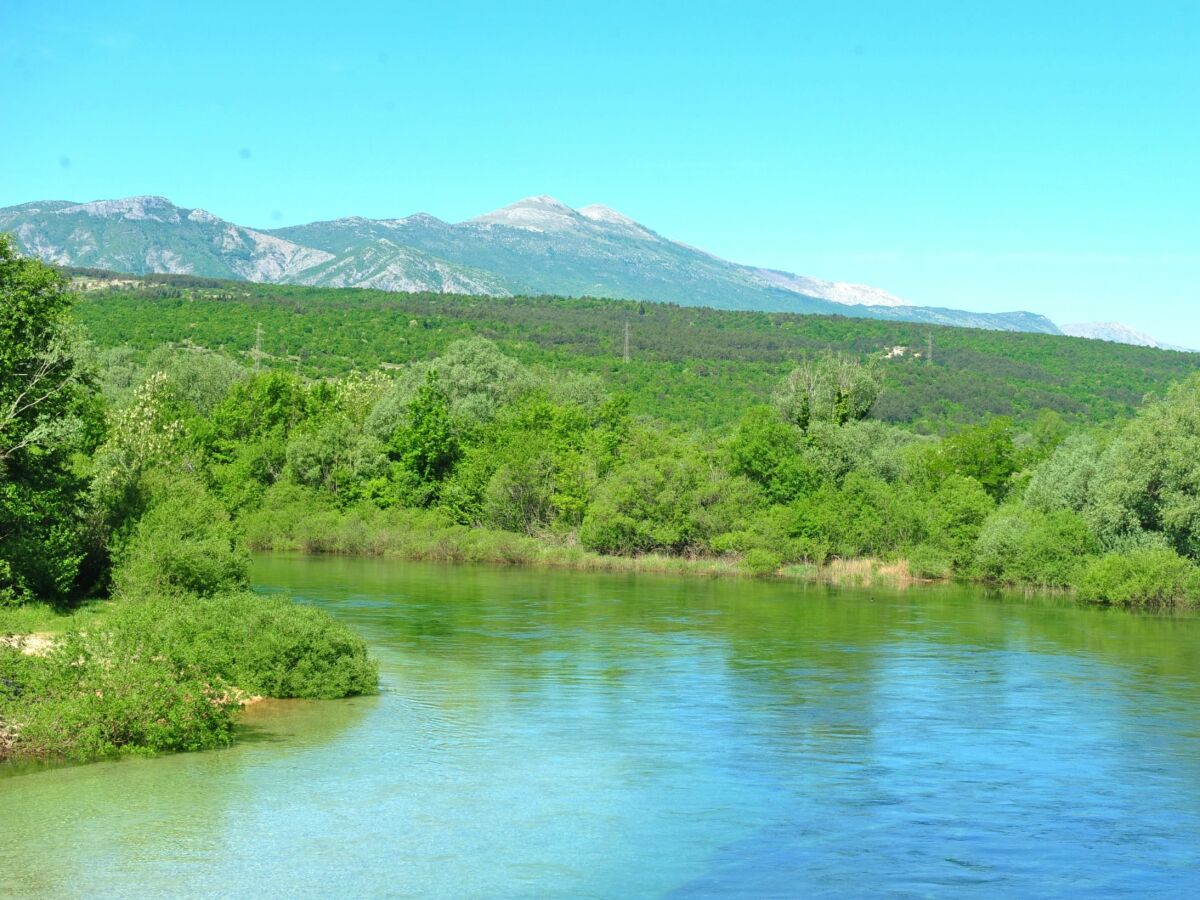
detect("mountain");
top-left (0, 197), bottom-right (508, 295)
top-left (1061, 322), bottom-right (1191, 352)
top-left (1, 194), bottom-right (1061, 334)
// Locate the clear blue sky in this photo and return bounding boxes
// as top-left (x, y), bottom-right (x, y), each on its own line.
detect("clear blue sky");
top-left (3, 1), bottom-right (1197, 344)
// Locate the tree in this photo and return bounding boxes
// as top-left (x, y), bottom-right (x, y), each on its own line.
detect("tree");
top-left (0, 236), bottom-right (96, 604)
top-left (368, 337), bottom-right (534, 436)
top-left (933, 418), bottom-right (1018, 500)
top-left (774, 352), bottom-right (881, 429)
top-left (1087, 375), bottom-right (1200, 557)
top-left (0, 235), bottom-right (86, 466)
top-left (114, 476), bottom-right (249, 599)
top-left (726, 406), bottom-right (820, 503)
top-left (384, 372), bottom-right (459, 505)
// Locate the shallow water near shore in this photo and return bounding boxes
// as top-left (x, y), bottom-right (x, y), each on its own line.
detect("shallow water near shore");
top-left (4, 554), bottom-right (1200, 897)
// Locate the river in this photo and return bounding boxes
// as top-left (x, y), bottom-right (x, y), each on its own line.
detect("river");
top-left (3, 554), bottom-right (1200, 897)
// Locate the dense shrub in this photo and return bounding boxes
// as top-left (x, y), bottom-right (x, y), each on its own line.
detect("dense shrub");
top-left (931, 418), bottom-right (1019, 500)
top-left (973, 507), bottom-right (1099, 587)
top-left (1086, 376), bottom-right (1200, 558)
top-left (114, 478), bottom-right (248, 598)
top-left (790, 474), bottom-right (924, 560)
top-left (804, 419), bottom-right (925, 484)
top-left (0, 640), bottom-right (236, 761)
top-left (107, 593), bottom-right (379, 700)
top-left (580, 456), bottom-right (754, 555)
top-left (1024, 432), bottom-right (1102, 513)
top-left (926, 475), bottom-right (995, 568)
top-left (907, 544), bottom-right (954, 580)
top-left (1078, 549), bottom-right (1200, 608)
top-left (726, 407), bottom-right (819, 504)
top-left (740, 548), bottom-right (783, 576)
top-left (0, 590), bottom-right (377, 761)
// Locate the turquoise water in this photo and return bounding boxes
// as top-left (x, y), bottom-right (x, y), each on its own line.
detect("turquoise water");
top-left (4, 555), bottom-right (1200, 897)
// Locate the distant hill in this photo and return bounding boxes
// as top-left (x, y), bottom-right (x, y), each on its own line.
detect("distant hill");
top-left (3, 194), bottom-right (1060, 334)
top-left (68, 273), bottom-right (1200, 431)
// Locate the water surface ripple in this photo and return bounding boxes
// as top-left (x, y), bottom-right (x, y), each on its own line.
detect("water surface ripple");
top-left (3, 555), bottom-right (1200, 897)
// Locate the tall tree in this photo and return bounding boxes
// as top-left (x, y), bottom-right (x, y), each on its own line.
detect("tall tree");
top-left (0, 235), bottom-right (95, 604)
top-left (774, 351), bottom-right (882, 429)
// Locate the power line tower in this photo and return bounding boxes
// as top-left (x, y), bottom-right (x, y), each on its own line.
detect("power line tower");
top-left (926, 332), bottom-right (934, 366)
top-left (252, 322), bottom-right (265, 371)
top-left (623, 319), bottom-right (631, 363)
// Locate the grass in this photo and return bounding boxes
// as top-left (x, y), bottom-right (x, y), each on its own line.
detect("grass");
top-left (0, 599), bottom-right (112, 638)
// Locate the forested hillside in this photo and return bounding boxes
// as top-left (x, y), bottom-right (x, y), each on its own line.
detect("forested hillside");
top-left (72, 273), bottom-right (1199, 431)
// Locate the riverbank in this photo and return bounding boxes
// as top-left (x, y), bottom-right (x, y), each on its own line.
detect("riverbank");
top-left (243, 500), bottom-right (926, 589)
top-left (243, 501), bottom-right (1200, 609)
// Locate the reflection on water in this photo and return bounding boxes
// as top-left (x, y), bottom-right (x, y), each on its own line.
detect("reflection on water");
top-left (3, 554), bottom-right (1200, 897)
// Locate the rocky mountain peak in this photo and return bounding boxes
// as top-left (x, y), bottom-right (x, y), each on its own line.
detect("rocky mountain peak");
top-left (62, 195), bottom-right (182, 222)
top-left (577, 204), bottom-right (642, 229)
top-left (467, 195), bottom-right (583, 231)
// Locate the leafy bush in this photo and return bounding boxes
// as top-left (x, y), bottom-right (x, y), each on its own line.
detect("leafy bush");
top-left (580, 456), bottom-right (754, 555)
top-left (907, 544), bottom-right (953, 580)
top-left (1024, 432), bottom-right (1102, 513)
top-left (790, 474), bottom-right (924, 560)
top-left (1078, 549), bottom-right (1200, 608)
top-left (926, 475), bottom-right (994, 569)
top-left (0, 480), bottom-right (86, 605)
top-left (973, 507), bottom-right (1099, 587)
top-left (0, 590), bottom-right (377, 761)
top-left (931, 418), bottom-right (1019, 500)
top-left (0, 639), bottom-right (236, 761)
top-left (114, 478), bottom-right (248, 598)
top-left (106, 593), bottom-right (379, 700)
top-left (726, 406), bottom-right (819, 504)
top-left (740, 548), bottom-right (783, 577)
top-left (1086, 376), bottom-right (1200, 558)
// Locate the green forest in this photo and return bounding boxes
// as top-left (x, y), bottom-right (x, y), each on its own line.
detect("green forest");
top-left (70, 269), bottom-right (1200, 431)
top-left (5, 246), bottom-right (1200, 763)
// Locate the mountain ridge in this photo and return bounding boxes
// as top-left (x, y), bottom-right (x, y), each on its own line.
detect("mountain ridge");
top-left (1061, 322), bottom-right (1193, 353)
top-left (0, 193), bottom-right (1068, 335)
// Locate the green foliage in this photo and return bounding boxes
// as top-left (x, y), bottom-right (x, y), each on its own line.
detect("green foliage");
top-left (740, 547), bottom-right (783, 577)
top-left (114, 478), bottom-right (248, 599)
top-left (926, 475), bottom-right (995, 568)
top-left (0, 480), bottom-right (86, 605)
top-left (378, 371), bottom-right (459, 507)
top-left (726, 407), bottom-right (820, 504)
top-left (973, 507), bottom-right (1099, 587)
top-left (1086, 375), bottom-right (1200, 558)
top-left (0, 236), bottom-right (94, 604)
top-left (774, 352), bottom-right (882, 429)
top-left (104, 592), bottom-right (378, 700)
top-left (368, 337), bottom-right (535, 436)
top-left (1024, 432), bottom-right (1103, 513)
top-left (931, 418), bottom-right (1019, 500)
top-left (804, 419), bottom-right (925, 484)
top-left (0, 641), bottom-right (236, 761)
top-left (791, 473), bottom-right (925, 560)
top-left (72, 278), bottom-right (1200, 431)
top-left (907, 544), bottom-right (954, 580)
top-left (286, 418), bottom-right (384, 500)
top-left (1077, 548), bottom-right (1200, 608)
top-left (581, 453), bottom-right (754, 555)
top-left (0, 590), bottom-right (377, 761)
